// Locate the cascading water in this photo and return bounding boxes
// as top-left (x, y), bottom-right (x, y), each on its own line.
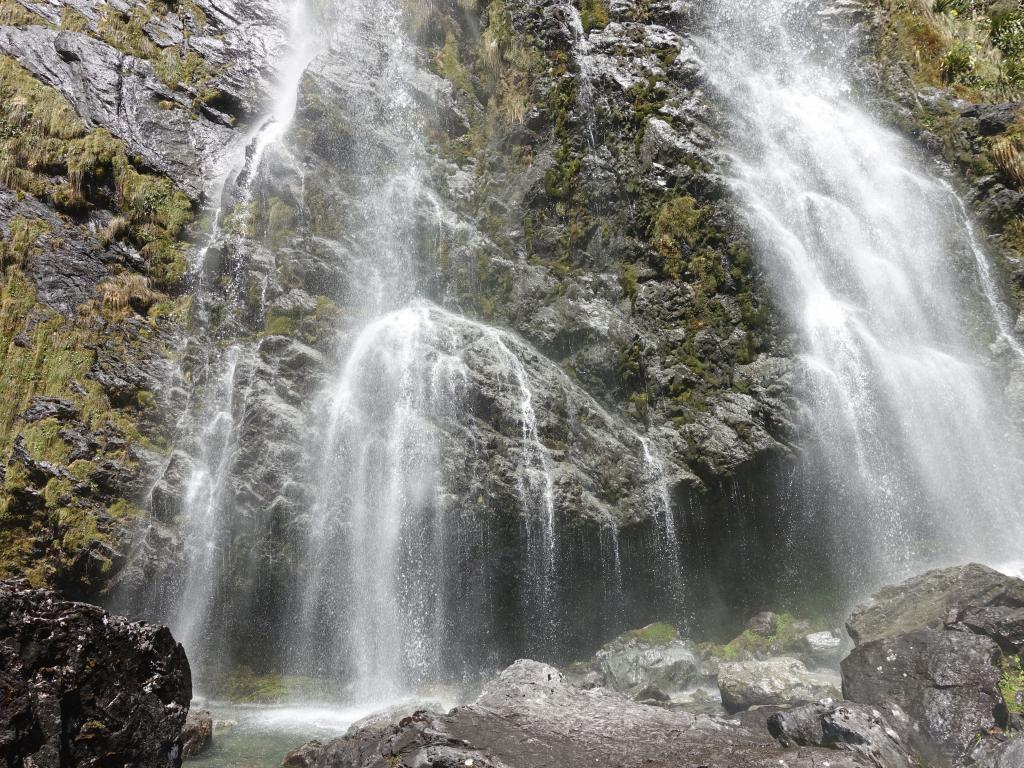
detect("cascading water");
top-left (132, 0), bottom-right (325, 677)
top-left (699, 0), bottom-right (1024, 589)
top-left (134, 0), bottom-right (688, 702)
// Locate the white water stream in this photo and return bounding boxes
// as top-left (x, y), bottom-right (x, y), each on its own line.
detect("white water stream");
top-left (700, 0), bottom-right (1024, 586)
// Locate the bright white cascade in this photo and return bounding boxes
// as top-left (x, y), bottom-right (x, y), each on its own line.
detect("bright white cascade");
top-left (700, 0), bottom-right (1024, 585)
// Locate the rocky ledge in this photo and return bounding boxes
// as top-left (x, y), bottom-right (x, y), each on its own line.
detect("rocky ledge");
top-left (0, 579), bottom-right (192, 768)
top-left (291, 659), bottom-right (879, 768)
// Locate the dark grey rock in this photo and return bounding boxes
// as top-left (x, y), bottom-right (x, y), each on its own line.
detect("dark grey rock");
top-left (747, 611), bottom-right (779, 637)
top-left (846, 563), bottom-right (1024, 646)
top-left (841, 628), bottom-right (1004, 756)
top-left (282, 739), bottom-right (324, 768)
top-left (767, 700), bottom-right (919, 768)
top-left (20, 396), bottom-right (79, 423)
top-left (0, 579), bottom-right (191, 768)
top-left (964, 102), bottom-right (1023, 136)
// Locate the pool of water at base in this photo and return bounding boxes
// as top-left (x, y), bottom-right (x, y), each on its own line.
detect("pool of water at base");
top-left (185, 703), bottom-right (399, 768)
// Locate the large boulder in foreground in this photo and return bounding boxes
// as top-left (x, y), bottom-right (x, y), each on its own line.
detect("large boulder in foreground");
top-left (0, 580), bottom-right (191, 768)
top-left (842, 629), bottom-right (1004, 756)
top-left (298, 660), bottom-right (898, 768)
top-left (841, 564), bottom-right (1024, 760)
top-left (846, 563), bottom-right (1024, 645)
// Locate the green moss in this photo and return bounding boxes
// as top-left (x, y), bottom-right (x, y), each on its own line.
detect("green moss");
top-left (577, 0), bottom-right (610, 32)
top-left (653, 195), bottom-right (710, 280)
top-left (265, 313), bottom-right (297, 336)
top-left (266, 198), bottom-right (297, 249)
top-left (619, 622), bottom-right (680, 646)
top-left (438, 32), bottom-right (474, 95)
top-left (707, 613), bottom-right (821, 661)
top-left (1000, 654), bottom-right (1024, 715)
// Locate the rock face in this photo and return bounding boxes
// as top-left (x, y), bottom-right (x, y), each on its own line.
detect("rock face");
top-left (717, 657), bottom-right (841, 713)
top-left (840, 564), bottom-right (1024, 760)
top-left (0, 579), bottom-right (192, 768)
top-left (846, 563), bottom-right (1024, 645)
top-left (300, 659), bottom-right (885, 768)
top-left (842, 629), bottom-right (1004, 756)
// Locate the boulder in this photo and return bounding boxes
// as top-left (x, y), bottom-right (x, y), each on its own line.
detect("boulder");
top-left (282, 740), bottom-right (324, 768)
top-left (746, 611), bottom-right (779, 637)
top-left (767, 700), bottom-right (918, 768)
top-left (841, 628), bottom-right (1004, 756)
top-left (181, 709), bottom-right (213, 758)
top-left (846, 564), bottom-right (1024, 645)
top-left (717, 657), bottom-right (841, 712)
top-left (591, 624), bottom-right (704, 695)
top-left (0, 579), bottom-right (191, 768)
top-left (804, 629), bottom-right (845, 663)
top-left (298, 660), bottom-right (879, 768)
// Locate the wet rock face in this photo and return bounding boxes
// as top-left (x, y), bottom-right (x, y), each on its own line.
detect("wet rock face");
top-left (181, 709), bottom-right (213, 758)
top-left (302, 660), bottom-right (879, 768)
top-left (846, 563), bottom-right (1024, 645)
top-left (840, 564), bottom-right (1024, 760)
top-left (767, 700), bottom-right (918, 768)
top-left (589, 624), bottom-right (703, 695)
top-left (0, 579), bottom-right (191, 768)
top-left (842, 629), bottom-right (1004, 756)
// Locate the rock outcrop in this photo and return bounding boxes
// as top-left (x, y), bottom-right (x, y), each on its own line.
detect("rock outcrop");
top-left (0, 579), bottom-right (192, 768)
top-left (841, 564), bottom-right (1024, 760)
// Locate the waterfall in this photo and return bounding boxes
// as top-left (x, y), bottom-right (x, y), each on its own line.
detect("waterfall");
top-left (130, 0), bottom-right (688, 699)
top-left (699, 0), bottom-right (1024, 587)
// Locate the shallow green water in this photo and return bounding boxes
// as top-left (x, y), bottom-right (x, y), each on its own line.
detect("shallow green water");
top-left (185, 703), bottom-right (383, 768)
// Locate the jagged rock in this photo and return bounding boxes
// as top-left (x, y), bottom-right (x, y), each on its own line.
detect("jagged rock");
top-left (300, 660), bottom-right (875, 768)
top-left (846, 563), bottom-right (1024, 645)
top-left (717, 657), bottom-right (841, 712)
top-left (0, 26), bottom-right (231, 198)
top-left (951, 605), bottom-right (1024, 654)
top-left (767, 700), bottom-right (919, 768)
top-left (964, 102), bottom-right (1023, 136)
top-left (967, 735), bottom-right (1024, 768)
top-left (20, 396), bottom-right (79, 423)
top-left (841, 628), bottom-right (1004, 756)
top-left (0, 579), bottom-right (191, 768)
top-left (181, 709), bottom-right (213, 758)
